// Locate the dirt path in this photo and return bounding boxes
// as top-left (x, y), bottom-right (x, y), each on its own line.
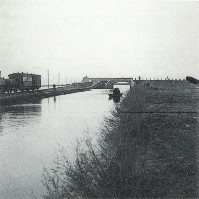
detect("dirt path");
top-left (136, 81), bottom-right (199, 197)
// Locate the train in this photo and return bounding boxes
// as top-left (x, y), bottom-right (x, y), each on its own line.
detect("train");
top-left (0, 72), bottom-right (41, 93)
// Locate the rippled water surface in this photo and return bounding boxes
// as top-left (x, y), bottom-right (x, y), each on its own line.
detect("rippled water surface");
top-left (0, 87), bottom-right (130, 199)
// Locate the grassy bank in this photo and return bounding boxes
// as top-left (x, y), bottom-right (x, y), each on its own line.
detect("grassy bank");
top-left (43, 80), bottom-right (199, 198)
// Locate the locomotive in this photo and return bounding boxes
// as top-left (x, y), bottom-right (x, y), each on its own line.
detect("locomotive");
top-left (0, 72), bottom-right (41, 93)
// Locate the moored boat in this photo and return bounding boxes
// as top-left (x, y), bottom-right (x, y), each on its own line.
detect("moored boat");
top-left (108, 93), bottom-right (123, 97)
top-left (108, 88), bottom-right (123, 98)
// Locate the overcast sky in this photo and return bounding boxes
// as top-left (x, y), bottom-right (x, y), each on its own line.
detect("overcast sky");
top-left (0, 0), bottom-right (199, 84)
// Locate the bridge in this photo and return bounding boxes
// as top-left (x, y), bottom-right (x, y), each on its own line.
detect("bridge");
top-left (82, 76), bottom-right (135, 89)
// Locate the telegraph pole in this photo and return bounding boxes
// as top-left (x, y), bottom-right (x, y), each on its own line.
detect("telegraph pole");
top-left (48, 70), bottom-right (49, 89)
top-left (58, 73), bottom-right (60, 85)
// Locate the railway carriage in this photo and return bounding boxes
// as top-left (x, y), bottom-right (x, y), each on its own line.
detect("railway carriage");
top-left (0, 72), bottom-right (41, 93)
top-left (0, 77), bottom-right (5, 93)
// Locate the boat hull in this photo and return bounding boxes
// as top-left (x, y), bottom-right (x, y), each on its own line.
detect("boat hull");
top-left (108, 93), bottom-right (123, 98)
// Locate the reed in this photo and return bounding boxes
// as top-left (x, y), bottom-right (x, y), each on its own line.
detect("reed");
top-left (43, 81), bottom-right (198, 198)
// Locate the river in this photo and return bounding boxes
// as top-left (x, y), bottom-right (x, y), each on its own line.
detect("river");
top-left (0, 86), bottom-right (130, 199)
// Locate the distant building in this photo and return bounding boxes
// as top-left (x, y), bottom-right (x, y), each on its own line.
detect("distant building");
top-left (82, 76), bottom-right (91, 83)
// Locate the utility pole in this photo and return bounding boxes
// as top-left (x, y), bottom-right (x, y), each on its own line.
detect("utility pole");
top-left (48, 69), bottom-right (49, 89)
top-left (58, 73), bottom-right (60, 85)
top-left (65, 77), bottom-right (67, 84)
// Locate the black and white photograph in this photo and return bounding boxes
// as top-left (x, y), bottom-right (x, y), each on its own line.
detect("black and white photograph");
top-left (0, 0), bottom-right (199, 198)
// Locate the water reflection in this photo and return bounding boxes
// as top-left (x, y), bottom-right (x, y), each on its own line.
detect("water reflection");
top-left (0, 107), bottom-right (4, 135)
top-left (5, 103), bottom-right (42, 115)
top-left (0, 89), bottom-right (116, 199)
top-left (0, 100), bottom-right (42, 136)
top-left (113, 96), bottom-right (121, 103)
top-left (0, 99), bottom-right (43, 198)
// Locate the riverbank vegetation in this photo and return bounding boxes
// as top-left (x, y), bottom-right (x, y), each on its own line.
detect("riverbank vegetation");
top-left (43, 80), bottom-right (199, 198)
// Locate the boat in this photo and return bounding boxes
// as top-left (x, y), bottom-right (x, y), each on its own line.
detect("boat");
top-left (108, 88), bottom-right (123, 98)
top-left (108, 93), bottom-right (123, 98)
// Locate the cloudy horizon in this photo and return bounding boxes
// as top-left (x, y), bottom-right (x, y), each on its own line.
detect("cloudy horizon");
top-left (0, 0), bottom-right (199, 85)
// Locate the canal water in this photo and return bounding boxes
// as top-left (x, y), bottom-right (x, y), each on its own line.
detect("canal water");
top-left (0, 86), bottom-right (130, 199)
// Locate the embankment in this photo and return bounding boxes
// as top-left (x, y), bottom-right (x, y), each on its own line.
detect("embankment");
top-left (0, 87), bottom-right (90, 104)
top-left (43, 80), bottom-right (199, 198)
